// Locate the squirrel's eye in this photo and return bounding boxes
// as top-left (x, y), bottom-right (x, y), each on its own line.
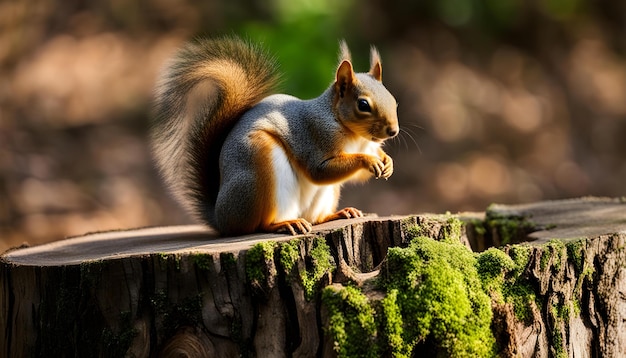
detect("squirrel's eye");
top-left (357, 98), bottom-right (371, 113)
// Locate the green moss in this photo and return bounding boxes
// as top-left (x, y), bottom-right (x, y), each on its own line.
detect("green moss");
top-left (220, 252), bottom-right (237, 270)
top-left (566, 239), bottom-right (586, 273)
top-left (576, 265), bottom-right (595, 292)
top-left (379, 234), bottom-right (496, 357)
top-left (278, 239), bottom-right (300, 274)
top-left (407, 215), bottom-right (464, 244)
top-left (552, 326), bottom-right (566, 358)
top-left (476, 245), bottom-right (536, 324)
top-left (477, 248), bottom-right (516, 292)
top-left (158, 253), bottom-right (182, 270)
top-left (556, 301), bottom-right (571, 320)
top-left (301, 237), bottom-right (335, 300)
top-left (582, 266), bottom-right (595, 280)
top-left (191, 253), bottom-right (214, 271)
top-left (380, 289), bottom-right (412, 357)
top-left (549, 301), bottom-right (568, 358)
top-left (469, 218), bottom-right (487, 236)
top-left (540, 240), bottom-right (565, 272)
top-left (400, 216), bottom-right (416, 225)
top-left (484, 206), bottom-right (537, 245)
top-left (405, 221), bottom-right (429, 239)
top-left (503, 281), bottom-right (536, 323)
top-left (440, 216), bottom-right (464, 243)
top-left (477, 250), bottom-right (507, 278)
top-left (508, 244), bottom-right (531, 275)
top-left (245, 241), bottom-right (277, 284)
top-left (320, 223), bottom-right (559, 357)
top-left (322, 285), bottom-right (379, 358)
top-left (158, 252), bottom-right (168, 261)
top-left (572, 299), bottom-right (581, 316)
top-left (320, 221), bottom-right (596, 357)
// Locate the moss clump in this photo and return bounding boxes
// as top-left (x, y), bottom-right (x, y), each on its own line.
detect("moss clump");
top-left (566, 239), bottom-right (586, 273)
top-left (301, 237), bottom-right (334, 300)
top-left (407, 216), bottom-right (464, 244)
top-left (540, 240), bottom-right (565, 272)
top-left (439, 216), bottom-right (464, 243)
top-left (245, 241), bottom-right (277, 284)
top-left (379, 235), bottom-right (495, 357)
top-left (245, 238), bottom-right (333, 299)
top-left (278, 239), bottom-right (300, 274)
top-left (475, 245), bottom-right (536, 323)
top-left (470, 218), bottom-right (487, 236)
top-left (549, 300), bottom-right (569, 358)
top-left (190, 253), bottom-right (214, 271)
top-left (503, 280), bottom-right (536, 323)
top-left (380, 289), bottom-right (410, 357)
top-left (220, 252), bottom-right (237, 269)
top-left (508, 244), bottom-right (531, 275)
top-left (552, 326), bottom-right (566, 358)
top-left (484, 206), bottom-right (537, 245)
top-left (477, 248), bottom-right (516, 300)
top-left (322, 285), bottom-right (379, 358)
top-left (576, 264), bottom-right (595, 294)
top-left (322, 220), bottom-right (549, 357)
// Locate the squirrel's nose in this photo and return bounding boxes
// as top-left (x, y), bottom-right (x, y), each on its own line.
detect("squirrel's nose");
top-left (387, 127), bottom-right (399, 138)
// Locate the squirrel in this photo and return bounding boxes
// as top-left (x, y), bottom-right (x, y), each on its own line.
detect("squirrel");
top-left (151, 36), bottom-right (399, 236)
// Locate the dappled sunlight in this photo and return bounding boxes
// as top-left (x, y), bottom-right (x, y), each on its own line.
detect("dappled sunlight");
top-left (568, 38), bottom-right (626, 116)
top-left (11, 33), bottom-right (182, 125)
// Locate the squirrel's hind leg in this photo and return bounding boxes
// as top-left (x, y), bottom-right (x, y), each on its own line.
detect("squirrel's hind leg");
top-left (217, 128), bottom-right (312, 236)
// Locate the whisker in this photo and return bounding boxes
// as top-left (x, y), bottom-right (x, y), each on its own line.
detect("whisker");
top-left (400, 127), bottom-right (422, 154)
top-left (391, 132), bottom-right (408, 152)
top-left (400, 132), bottom-right (410, 152)
top-left (402, 122), bottom-right (425, 131)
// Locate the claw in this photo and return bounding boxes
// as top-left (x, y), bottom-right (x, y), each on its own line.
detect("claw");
top-left (373, 159), bottom-right (385, 179)
top-left (380, 153), bottom-right (393, 179)
top-left (340, 207), bottom-right (363, 218)
top-left (270, 218), bottom-right (313, 235)
top-left (318, 207), bottom-right (364, 223)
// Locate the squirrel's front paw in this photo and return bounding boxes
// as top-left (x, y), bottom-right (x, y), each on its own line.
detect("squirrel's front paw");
top-left (367, 154), bottom-right (393, 180)
top-left (366, 156), bottom-right (386, 179)
top-left (380, 153), bottom-right (394, 180)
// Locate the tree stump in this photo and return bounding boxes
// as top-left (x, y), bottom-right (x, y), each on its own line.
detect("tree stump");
top-left (2, 197), bottom-right (625, 357)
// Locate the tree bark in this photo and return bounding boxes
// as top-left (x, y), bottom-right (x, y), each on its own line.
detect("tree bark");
top-left (1, 197), bottom-right (625, 357)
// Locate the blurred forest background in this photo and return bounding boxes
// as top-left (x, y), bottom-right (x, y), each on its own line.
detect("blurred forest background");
top-left (1, 0), bottom-right (625, 251)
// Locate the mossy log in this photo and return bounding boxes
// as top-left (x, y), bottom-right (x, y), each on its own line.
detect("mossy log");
top-left (1, 197), bottom-right (625, 357)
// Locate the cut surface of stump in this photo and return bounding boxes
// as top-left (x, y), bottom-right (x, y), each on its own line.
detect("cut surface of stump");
top-left (1, 197), bottom-right (625, 357)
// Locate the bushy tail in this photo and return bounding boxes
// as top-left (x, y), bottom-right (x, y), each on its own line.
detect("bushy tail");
top-left (151, 36), bottom-right (280, 225)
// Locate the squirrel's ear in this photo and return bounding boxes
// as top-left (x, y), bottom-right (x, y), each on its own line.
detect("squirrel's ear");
top-left (338, 40), bottom-right (352, 63)
top-left (369, 46), bottom-right (382, 81)
top-left (335, 60), bottom-right (355, 98)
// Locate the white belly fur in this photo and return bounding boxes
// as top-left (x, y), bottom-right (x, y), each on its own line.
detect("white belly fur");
top-left (271, 145), bottom-right (335, 223)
